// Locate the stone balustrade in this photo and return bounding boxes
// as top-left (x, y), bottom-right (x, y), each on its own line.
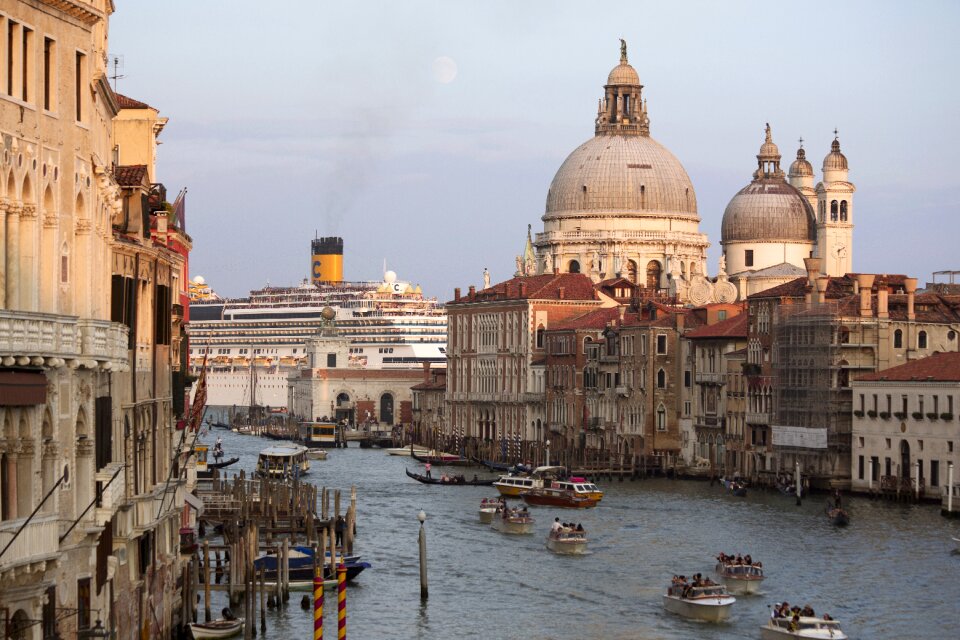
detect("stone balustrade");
top-left (0, 310), bottom-right (129, 368)
top-left (535, 229), bottom-right (710, 246)
top-left (95, 462), bottom-right (127, 526)
top-left (0, 514), bottom-right (60, 574)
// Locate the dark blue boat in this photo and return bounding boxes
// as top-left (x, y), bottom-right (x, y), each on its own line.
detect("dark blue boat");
top-left (253, 546), bottom-right (369, 583)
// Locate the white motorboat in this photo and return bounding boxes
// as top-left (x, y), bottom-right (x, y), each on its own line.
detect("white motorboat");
top-left (385, 446), bottom-right (431, 457)
top-left (760, 616), bottom-right (847, 639)
top-left (478, 497), bottom-right (502, 524)
top-left (715, 561), bottom-right (764, 594)
top-left (256, 445), bottom-right (310, 479)
top-left (189, 618), bottom-right (244, 639)
top-left (545, 528), bottom-right (588, 554)
top-left (305, 448), bottom-right (328, 461)
top-left (662, 584), bottom-right (736, 622)
top-left (490, 507), bottom-right (534, 534)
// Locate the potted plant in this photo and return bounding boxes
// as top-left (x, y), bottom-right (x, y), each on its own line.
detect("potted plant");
top-left (926, 412), bottom-right (939, 420)
top-left (940, 412), bottom-right (954, 421)
top-left (867, 410), bottom-right (878, 418)
top-left (853, 410), bottom-right (865, 418)
top-left (894, 411), bottom-right (907, 420)
top-left (911, 411), bottom-right (924, 420)
top-left (879, 411), bottom-right (891, 420)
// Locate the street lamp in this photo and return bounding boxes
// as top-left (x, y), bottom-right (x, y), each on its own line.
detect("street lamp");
top-left (78, 619), bottom-right (110, 639)
top-left (417, 510), bottom-right (428, 600)
top-left (545, 439), bottom-right (551, 467)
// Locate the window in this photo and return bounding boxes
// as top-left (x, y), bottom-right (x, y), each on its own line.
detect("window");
top-left (858, 455), bottom-right (864, 480)
top-left (21, 26), bottom-right (33, 102)
top-left (43, 37), bottom-right (54, 110)
top-left (931, 460), bottom-right (940, 487)
top-left (657, 369), bottom-right (666, 389)
top-left (717, 310), bottom-right (727, 321)
top-left (918, 331), bottom-right (928, 349)
top-left (326, 353), bottom-right (336, 368)
top-left (894, 329), bottom-right (903, 348)
top-left (77, 577), bottom-right (91, 630)
top-left (830, 200), bottom-right (838, 221)
top-left (656, 405), bottom-right (666, 431)
top-left (871, 456), bottom-right (879, 482)
top-left (840, 200), bottom-right (848, 222)
top-left (536, 326), bottom-right (545, 349)
top-left (74, 50), bottom-right (85, 121)
top-left (683, 400), bottom-right (691, 416)
top-left (744, 249), bottom-right (754, 268)
top-left (656, 334), bottom-right (667, 354)
top-left (684, 370), bottom-right (691, 388)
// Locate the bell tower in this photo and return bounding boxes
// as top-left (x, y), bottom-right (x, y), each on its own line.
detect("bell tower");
top-left (815, 133), bottom-right (855, 277)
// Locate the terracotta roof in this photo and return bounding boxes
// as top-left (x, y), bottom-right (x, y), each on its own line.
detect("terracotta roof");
top-left (686, 313), bottom-right (749, 340)
top-left (449, 273), bottom-right (599, 304)
top-left (113, 164), bottom-right (148, 187)
top-left (727, 347), bottom-right (748, 357)
top-left (748, 274), bottom-right (910, 301)
top-left (552, 307), bottom-right (621, 331)
top-left (411, 381), bottom-right (445, 391)
top-left (855, 351), bottom-right (960, 383)
top-left (115, 93), bottom-right (152, 110)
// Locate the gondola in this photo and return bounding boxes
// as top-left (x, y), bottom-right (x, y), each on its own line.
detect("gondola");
top-left (410, 451), bottom-right (473, 466)
top-left (827, 507), bottom-right (849, 526)
top-left (469, 456), bottom-right (513, 472)
top-left (405, 468), bottom-right (495, 486)
top-left (197, 456), bottom-right (239, 479)
top-left (722, 478), bottom-right (747, 497)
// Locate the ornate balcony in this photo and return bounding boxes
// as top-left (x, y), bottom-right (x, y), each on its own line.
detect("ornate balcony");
top-left (0, 514), bottom-right (60, 577)
top-left (695, 371), bottom-right (724, 385)
top-left (95, 462), bottom-right (127, 526)
top-left (0, 310), bottom-right (129, 370)
top-left (746, 410), bottom-right (773, 425)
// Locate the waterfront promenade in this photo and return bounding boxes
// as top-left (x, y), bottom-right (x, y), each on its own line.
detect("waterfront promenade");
top-left (208, 428), bottom-right (959, 639)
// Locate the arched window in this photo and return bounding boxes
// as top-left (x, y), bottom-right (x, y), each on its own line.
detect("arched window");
top-left (646, 261), bottom-right (661, 289)
top-left (657, 368), bottom-right (666, 389)
top-left (840, 200), bottom-right (848, 222)
top-left (830, 200), bottom-right (838, 221)
top-left (656, 404), bottom-right (667, 431)
top-left (536, 325), bottom-right (545, 349)
top-left (918, 331), bottom-right (928, 349)
top-left (380, 393), bottom-right (394, 424)
top-left (568, 260), bottom-right (580, 274)
top-left (894, 329), bottom-right (903, 348)
top-left (627, 259), bottom-right (638, 283)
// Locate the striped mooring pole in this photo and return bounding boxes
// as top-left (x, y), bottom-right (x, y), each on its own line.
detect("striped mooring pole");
top-left (313, 568), bottom-right (324, 639)
top-left (337, 564), bottom-right (347, 639)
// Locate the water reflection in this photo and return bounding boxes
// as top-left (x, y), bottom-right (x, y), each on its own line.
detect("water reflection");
top-left (202, 428), bottom-right (960, 638)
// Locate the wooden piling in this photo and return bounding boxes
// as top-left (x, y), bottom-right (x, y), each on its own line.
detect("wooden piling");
top-left (259, 567), bottom-right (266, 634)
top-left (203, 540), bottom-right (212, 622)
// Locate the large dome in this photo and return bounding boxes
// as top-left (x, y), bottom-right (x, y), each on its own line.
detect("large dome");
top-left (721, 180), bottom-right (816, 243)
top-left (545, 135), bottom-right (698, 217)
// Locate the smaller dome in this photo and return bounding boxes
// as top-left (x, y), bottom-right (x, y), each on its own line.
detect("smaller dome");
top-left (789, 147), bottom-right (813, 177)
top-left (721, 181), bottom-right (816, 244)
top-left (384, 270), bottom-right (397, 284)
top-left (823, 138), bottom-right (848, 171)
top-left (607, 62), bottom-right (639, 86)
top-left (192, 275), bottom-right (206, 285)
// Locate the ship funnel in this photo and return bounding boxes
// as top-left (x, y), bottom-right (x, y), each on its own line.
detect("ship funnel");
top-left (311, 236), bottom-right (344, 284)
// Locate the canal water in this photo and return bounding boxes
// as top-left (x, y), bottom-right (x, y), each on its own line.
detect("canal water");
top-left (203, 427), bottom-right (960, 639)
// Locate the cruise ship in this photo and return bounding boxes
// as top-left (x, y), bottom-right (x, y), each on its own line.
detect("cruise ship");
top-left (187, 237), bottom-right (447, 409)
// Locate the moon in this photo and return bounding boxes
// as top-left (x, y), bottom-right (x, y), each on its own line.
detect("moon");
top-left (432, 57), bottom-right (458, 84)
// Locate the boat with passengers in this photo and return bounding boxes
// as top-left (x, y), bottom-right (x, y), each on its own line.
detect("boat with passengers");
top-left (551, 477), bottom-right (604, 502)
top-left (715, 553), bottom-right (764, 594)
top-left (256, 445), bottom-right (310, 480)
top-left (546, 525), bottom-right (588, 554)
top-left (298, 420), bottom-right (337, 448)
top-left (662, 577), bottom-right (736, 622)
top-left (490, 505), bottom-right (534, 534)
top-left (493, 466), bottom-right (567, 498)
top-left (761, 609), bottom-right (847, 639)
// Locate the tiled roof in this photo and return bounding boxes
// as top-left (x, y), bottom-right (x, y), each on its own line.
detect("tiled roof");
top-left (748, 274), bottom-right (911, 301)
top-left (727, 347), bottom-right (748, 357)
top-left (685, 313), bottom-right (749, 339)
top-left (856, 351), bottom-right (960, 383)
top-left (115, 93), bottom-right (152, 110)
top-left (734, 262), bottom-right (807, 279)
top-left (552, 307), bottom-right (621, 331)
top-left (113, 164), bottom-right (148, 187)
top-left (411, 380), bottom-right (446, 391)
top-left (449, 273), bottom-right (599, 304)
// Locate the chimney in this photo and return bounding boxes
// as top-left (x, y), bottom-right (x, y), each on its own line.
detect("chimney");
top-left (675, 312), bottom-right (685, 332)
top-left (618, 305), bottom-right (626, 324)
top-left (553, 267), bottom-right (559, 275)
top-left (856, 274), bottom-right (875, 318)
top-left (804, 257), bottom-right (822, 288)
top-left (520, 282), bottom-right (528, 297)
top-left (422, 360), bottom-right (431, 383)
top-left (454, 287), bottom-right (461, 301)
top-left (468, 285), bottom-right (476, 297)
top-left (877, 286), bottom-right (889, 319)
top-left (558, 287), bottom-right (565, 300)
top-left (904, 277), bottom-right (918, 320)
top-left (816, 275), bottom-right (830, 304)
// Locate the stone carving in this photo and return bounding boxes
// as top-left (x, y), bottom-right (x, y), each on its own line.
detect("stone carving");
top-left (688, 278), bottom-right (714, 306)
top-left (718, 254), bottom-right (727, 276)
top-left (714, 280), bottom-right (738, 303)
top-left (483, 268), bottom-right (491, 289)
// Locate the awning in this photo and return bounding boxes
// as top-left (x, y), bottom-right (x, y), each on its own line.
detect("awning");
top-left (0, 370), bottom-right (47, 405)
top-left (183, 491), bottom-right (204, 516)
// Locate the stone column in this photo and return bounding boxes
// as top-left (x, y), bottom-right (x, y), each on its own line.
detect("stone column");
top-left (5, 203), bottom-right (21, 309)
top-left (6, 449), bottom-right (17, 520)
top-left (0, 201), bottom-right (6, 308)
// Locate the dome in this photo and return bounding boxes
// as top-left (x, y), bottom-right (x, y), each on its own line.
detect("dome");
top-left (789, 147), bottom-right (813, 177)
top-left (607, 62), bottom-right (639, 86)
top-left (823, 138), bottom-right (848, 171)
top-left (545, 135), bottom-right (697, 216)
top-left (721, 180), bottom-right (816, 243)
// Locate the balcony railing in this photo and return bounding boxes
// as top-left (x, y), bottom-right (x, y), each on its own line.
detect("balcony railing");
top-left (695, 371), bottom-right (724, 384)
top-left (695, 415), bottom-right (723, 429)
top-left (78, 319), bottom-right (129, 362)
top-left (133, 483), bottom-right (183, 533)
top-left (95, 462), bottom-right (127, 526)
top-left (745, 410), bottom-right (773, 425)
top-left (0, 514), bottom-right (60, 573)
top-left (0, 310), bottom-right (129, 367)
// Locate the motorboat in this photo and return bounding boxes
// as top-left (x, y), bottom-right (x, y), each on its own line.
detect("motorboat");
top-left (760, 615), bottom-right (848, 639)
top-left (715, 560), bottom-right (764, 594)
top-left (188, 618), bottom-right (244, 639)
top-left (662, 583), bottom-right (736, 622)
top-left (493, 466), bottom-right (567, 497)
top-left (298, 421), bottom-right (337, 448)
top-left (305, 448), bottom-right (328, 461)
top-left (520, 487), bottom-right (598, 509)
top-left (255, 445), bottom-right (310, 480)
top-left (253, 546), bottom-right (369, 586)
top-left (551, 477), bottom-right (604, 502)
top-left (479, 497), bottom-right (502, 524)
top-left (385, 445), bottom-right (431, 456)
top-left (490, 507), bottom-right (534, 534)
top-left (545, 527), bottom-right (588, 554)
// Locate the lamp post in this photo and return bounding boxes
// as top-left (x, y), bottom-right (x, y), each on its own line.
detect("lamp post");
top-left (795, 459), bottom-right (802, 506)
top-left (417, 510), bottom-right (428, 600)
top-left (545, 440), bottom-right (551, 468)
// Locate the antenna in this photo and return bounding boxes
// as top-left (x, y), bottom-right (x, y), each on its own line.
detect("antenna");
top-left (109, 54), bottom-right (125, 92)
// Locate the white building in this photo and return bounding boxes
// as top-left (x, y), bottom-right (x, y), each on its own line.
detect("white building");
top-left (851, 351), bottom-right (960, 498)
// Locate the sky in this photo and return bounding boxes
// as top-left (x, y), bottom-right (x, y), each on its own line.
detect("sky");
top-left (110, 1), bottom-right (960, 301)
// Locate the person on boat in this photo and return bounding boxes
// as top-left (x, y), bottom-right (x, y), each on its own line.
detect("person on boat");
top-left (789, 613), bottom-right (801, 631)
top-left (335, 516), bottom-right (345, 547)
top-left (822, 613), bottom-right (833, 621)
top-left (833, 489), bottom-right (843, 509)
top-left (576, 523), bottom-right (584, 532)
top-left (744, 554), bottom-right (752, 565)
top-left (551, 517), bottom-right (562, 533)
top-left (800, 604), bottom-right (815, 617)
top-left (425, 462), bottom-right (432, 479)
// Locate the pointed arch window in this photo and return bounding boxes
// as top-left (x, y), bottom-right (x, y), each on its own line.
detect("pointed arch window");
top-left (657, 368), bottom-right (666, 389)
top-left (656, 404), bottom-right (667, 431)
top-left (536, 325), bottom-right (545, 349)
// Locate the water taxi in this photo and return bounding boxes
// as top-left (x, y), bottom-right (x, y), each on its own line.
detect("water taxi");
top-left (490, 506), bottom-right (534, 534)
top-left (188, 618), bottom-right (244, 639)
top-left (715, 560), bottom-right (764, 594)
top-left (493, 466), bottom-right (566, 497)
top-left (662, 583), bottom-right (736, 622)
top-left (546, 527), bottom-right (588, 554)
top-left (305, 448), bottom-right (328, 461)
top-left (298, 421), bottom-right (337, 448)
top-left (479, 497), bottom-right (503, 524)
top-left (256, 445), bottom-right (310, 480)
top-left (760, 615), bottom-right (847, 639)
top-left (520, 487), bottom-right (599, 509)
top-left (552, 477), bottom-right (604, 502)
top-left (385, 445), bottom-right (431, 457)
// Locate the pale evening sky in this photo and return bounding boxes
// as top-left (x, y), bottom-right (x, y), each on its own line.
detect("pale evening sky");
top-left (110, 1), bottom-right (960, 301)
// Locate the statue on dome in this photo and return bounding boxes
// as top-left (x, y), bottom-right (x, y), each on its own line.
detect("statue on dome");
top-left (515, 255), bottom-right (524, 277)
top-left (718, 253), bottom-right (727, 276)
top-left (483, 267), bottom-right (491, 289)
top-left (620, 38), bottom-right (628, 62)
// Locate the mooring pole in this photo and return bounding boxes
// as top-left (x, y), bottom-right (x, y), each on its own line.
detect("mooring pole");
top-left (417, 509), bottom-right (428, 600)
